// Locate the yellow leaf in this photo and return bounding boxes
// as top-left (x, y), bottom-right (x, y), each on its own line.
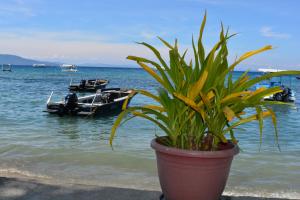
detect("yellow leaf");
top-left (137, 62), bottom-right (167, 89)
top-left (143, 105), bottom-right (165, 112)
top-left (221, 91), bottom-right (252, 104)
top-left (227, 45), bottom-right (272, 72)
top-left (122, 90), bottom-right (137, 110)
top-left (199, 91), bottom-right (211, 108)
top-left (197, 90), bottom-right (215, 108)
top-left (261, 111), bottom-right (271, 118)
top-left (252, 87), bottom-right (267, 95)
top-left (243, 87), bottom-right (266, 100)
top-left (173, 93), bottom-right (203, 114)
top-left (188, 69), bottom-right (208, 99)
top-left (236, 76), bottom-right (250, 86)
top-left (239, 45), bottom-right (272, 61)
top-left (223, 106), bottom-right (236, 121)
top-left (207, 91), bottom-right (215, 99)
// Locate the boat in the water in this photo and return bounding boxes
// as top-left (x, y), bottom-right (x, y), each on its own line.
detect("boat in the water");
top-left (46, 88), bottom-right (135, 116)
top-left (296, 77), bottom-right (300, 80)
top-left (60, 64), bottom-right (78, 72)
top-left (69, 79), bottom-right (109, 92)
top-left (33, 64), bottom-right (46, 68)
top-left (2, 64), bottom-right (12, 72)
top-left (256, 68), bottom-right (296, 102)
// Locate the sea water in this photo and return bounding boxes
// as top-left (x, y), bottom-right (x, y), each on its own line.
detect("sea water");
top-left (0, 66), bottom-right (299, 199)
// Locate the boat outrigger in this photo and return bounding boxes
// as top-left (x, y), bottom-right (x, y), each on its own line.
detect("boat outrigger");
top-left (69, 79), bottom-right (109, 92)
top-left (256, 68), bottom-right (296, 102)
top-left (46, 88), bottom-right (135, 116)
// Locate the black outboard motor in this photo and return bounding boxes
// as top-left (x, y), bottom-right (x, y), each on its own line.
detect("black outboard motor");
top-left (282, 86), bottom-right (292, 102)
top-left (273, 85), bottom-right (292, 102)
top-left (79, 80), bottom-right (86, 88)
top-left (65, 93), bottom-right (78, 111)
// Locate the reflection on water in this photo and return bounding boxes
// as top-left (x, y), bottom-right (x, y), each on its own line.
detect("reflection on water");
top-left (0, 66), bottom-right (299, 198)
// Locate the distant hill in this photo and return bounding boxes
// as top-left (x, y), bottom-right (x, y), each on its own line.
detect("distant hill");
top-left (0, 54), bottom-right (58, 66)
top-left (78, 62), bottom-right (136, 68)
top-left (0, 54), bottom-right (136, 68)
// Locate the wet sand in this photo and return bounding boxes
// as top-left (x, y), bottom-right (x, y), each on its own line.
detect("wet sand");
top-left (0, 176), bottom-right (297, 200)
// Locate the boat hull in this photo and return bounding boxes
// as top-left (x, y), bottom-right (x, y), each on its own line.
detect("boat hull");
top-left (47, 99), bottom-right (129, 116)
top-left (46, 89), bottom-right (134, 117)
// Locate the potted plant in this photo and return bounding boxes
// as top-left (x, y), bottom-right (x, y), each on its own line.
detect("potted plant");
top-left (110, 13), bottom-right (300, 200)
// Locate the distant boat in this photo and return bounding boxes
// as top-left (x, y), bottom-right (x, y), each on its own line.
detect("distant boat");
top-left (257, 68), bottom-right (285, 73)
top-left (45, 88), bottom-right (135, 116)
top-left (69, 79), bottom-right (109, 92)
top-left (296, 77), bottom-right (300, 80)
top-left (33, 64), bottom-right (46, 68)
top-left (2, 64), bottom-right (12, 72)
top-left (256, 68), bottom-right (295, 102)
top-left (60, 64), bottom-right (78, 72)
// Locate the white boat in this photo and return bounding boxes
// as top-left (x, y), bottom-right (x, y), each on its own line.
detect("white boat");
top-left (2, 64), bottom-right (12, 72)
top-left (33, 64), bottom-right (46, 68)
top-left (256, 68), bottom-right (295, 102)
top-left (60, 64), bottom-right (78, 72)
top-left (258, 68), bottom-right (285, 73)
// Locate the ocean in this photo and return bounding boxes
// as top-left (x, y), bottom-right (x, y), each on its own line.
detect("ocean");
top-left (0, 65), bottom-right (299, 199)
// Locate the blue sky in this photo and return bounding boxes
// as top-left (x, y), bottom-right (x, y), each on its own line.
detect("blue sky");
top-left (0, 0), bottom-right (299, 70)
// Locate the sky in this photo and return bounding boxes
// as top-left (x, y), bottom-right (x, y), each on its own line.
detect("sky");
top-left (0, 0), bottom-right (299, 70)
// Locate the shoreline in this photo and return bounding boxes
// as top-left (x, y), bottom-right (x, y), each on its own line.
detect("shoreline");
top-left (0, 175), bottom-right (298, 200)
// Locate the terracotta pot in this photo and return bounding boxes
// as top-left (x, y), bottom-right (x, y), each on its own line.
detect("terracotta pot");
top-left (151, 138), bottom-right (239, 200)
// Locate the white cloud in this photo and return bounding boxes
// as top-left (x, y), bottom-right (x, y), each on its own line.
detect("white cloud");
top-left (260, 26), bottom-right (291, 39)
top-left (0, 29), bottom-right (112, 43)
top-left (0, 30), bottom-right (169, 65)
top-left (0, 0), bottom-right (35, 17)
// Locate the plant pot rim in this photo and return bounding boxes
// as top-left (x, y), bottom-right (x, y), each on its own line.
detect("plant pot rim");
top-left (151, 137), bottom-right (239, 158)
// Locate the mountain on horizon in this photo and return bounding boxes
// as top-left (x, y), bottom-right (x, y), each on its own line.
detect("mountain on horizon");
top-left (78, 62), bottom-right (136, 68)
top-left (0, 54), bottom-right (58, 66)
top-left (0, 54), bottom-right (136, 68)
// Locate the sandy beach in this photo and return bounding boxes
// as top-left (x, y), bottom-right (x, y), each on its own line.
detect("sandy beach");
top-left (0, 176), bottom-right (297, 200)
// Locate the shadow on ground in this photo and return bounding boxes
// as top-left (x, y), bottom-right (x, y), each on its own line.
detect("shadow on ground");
top-left (0, 177), bottom-right (295, 200)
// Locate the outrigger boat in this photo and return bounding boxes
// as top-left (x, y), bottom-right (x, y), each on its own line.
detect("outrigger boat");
top-left (46, 88), bottom-right (135, 116)
top-left (60, 64), bottom-right (78, 72)
top-left (69, 79), bottom-right (109, 92)
top-left (33, 64), bottom-right (46, 68)
top-left (256, 68), bottom-right (296, 102)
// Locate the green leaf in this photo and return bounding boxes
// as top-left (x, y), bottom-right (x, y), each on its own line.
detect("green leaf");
top-left (265, 107), bottom-right (280, 151)
top-left (198, 11), bottom-right (206, 66)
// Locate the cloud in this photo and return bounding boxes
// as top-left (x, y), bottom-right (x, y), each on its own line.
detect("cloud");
top-left (0, 30), bottom-right (169, 65)
top-left (260, 26), bottom-right (291, 39)
top-left (0, 29), bottom-right (111, 43)
top-left (0, 0), bottom-right (36, 17)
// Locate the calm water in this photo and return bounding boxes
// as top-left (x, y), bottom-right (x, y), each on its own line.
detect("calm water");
top-left (0, 66), bottom-right (299, 199)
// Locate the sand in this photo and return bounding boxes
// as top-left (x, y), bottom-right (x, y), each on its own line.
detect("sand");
top-left (0, 176), bottom-right (296, 200)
